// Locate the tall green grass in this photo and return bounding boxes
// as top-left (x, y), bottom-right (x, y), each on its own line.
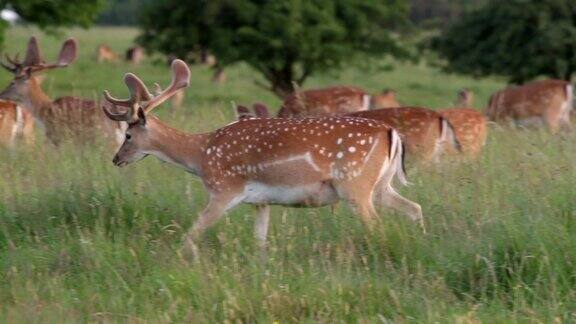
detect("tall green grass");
top-left (0, 27), bottom-right (574, 322)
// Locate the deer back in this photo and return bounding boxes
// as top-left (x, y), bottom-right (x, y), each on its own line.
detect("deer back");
top-left (487, 79), bottom-right (571, 121)
top-left (199, 116), bottom-right (394, 191)
top-left (278, 86), bottom-right (369, 117)
top-left (348, 107), bottom-right (447, 161)
top-left (371, 90), bottom-right (401, 109)
top-left (438, 108), bottom-right (487, 157)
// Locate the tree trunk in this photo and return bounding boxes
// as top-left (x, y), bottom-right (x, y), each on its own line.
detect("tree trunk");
top-left (563, 69), bottom-right (572, 82)
top-left (267, 61), bottom-right (307, 99)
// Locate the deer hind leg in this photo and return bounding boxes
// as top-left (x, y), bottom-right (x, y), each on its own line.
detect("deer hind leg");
top-left (334, 180), bottom-right (378, 228)
top-left (380, 185), bottom-right (424, 233)
top-left (332, 144), bottom-right (388, 227)
top-left (375, 151), bottom-right (425, 232)
top-left (254, 205), bottom-right (271, 249)
top-left (182, 191), bottom-right (242, 258)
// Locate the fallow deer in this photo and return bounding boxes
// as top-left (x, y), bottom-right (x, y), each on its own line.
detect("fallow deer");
top-left (487, 79), bottom-right (573, 133)
top-left (102, 60), bottom-right (423, 255)
top-left (278, 86), bottom-right (371, 117)
top-left (126, 46), bottom-right (145, 64)
top-left (0, 37), bottom-right (123, 145)
top-left (277, 95), bottom-right (460, 164)
top-left (454, 88), bottom-right (473, 108)
top-left (437, 90), bottom-right (488, 158)
top-left (370, 89), bottom-right (401, 109)
top-left (0, 100), bottom-right (34, 147)
top-left (96, 44), bottom-right (119, 63)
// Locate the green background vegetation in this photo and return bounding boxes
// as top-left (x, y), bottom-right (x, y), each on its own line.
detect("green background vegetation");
top-left (0, 27), bottom-right (574, 322)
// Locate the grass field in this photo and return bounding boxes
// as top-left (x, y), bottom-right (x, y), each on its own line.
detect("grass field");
top-left (0, 26), bottom-right (575, 322)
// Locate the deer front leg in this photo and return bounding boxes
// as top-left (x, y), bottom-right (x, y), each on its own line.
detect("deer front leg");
top-left (182, 192), bottom-right (242, 259)
top-left (254, 205), bottom-right (271, 249)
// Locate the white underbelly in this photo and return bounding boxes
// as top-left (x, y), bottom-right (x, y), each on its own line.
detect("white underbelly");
top-left (242, 181), bottom-right (338, 207)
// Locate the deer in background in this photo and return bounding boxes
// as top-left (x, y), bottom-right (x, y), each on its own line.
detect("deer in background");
top-left (102, 60), bottom-right (423, 256)
top-left (0, 100), bottom-right (34, 147)
top-left (126, 46), bottom-right (145, 64)
top-left (487, 79), bottom-right (572, 133)
top-left (370, 89), bottom-right (401, 109)
top-left (454, 88), bottom-right (473, 107)
top-left (276, 89), bottom-right (460, 164)
top-left (96, 44), bottom-right (119, 63)
top-left (0, 36), bottom-right (123, 145)
top-left (437, 89), bottom-right (487, 158)
top-left (279, 86), bottom-right (406, 117)
top-left (278, 86), bottom-right (370, 117)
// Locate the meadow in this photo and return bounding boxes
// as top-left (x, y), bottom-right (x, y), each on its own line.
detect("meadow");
top-left (0, 26), bottom-right (575, 322)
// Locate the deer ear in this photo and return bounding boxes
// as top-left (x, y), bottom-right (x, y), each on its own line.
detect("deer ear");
top-left (253, 103), bottom-right (271, 117)
top-left (137, 107), bottom-right (147, 126)
top-left (236, 105), bottom-right (250, 118)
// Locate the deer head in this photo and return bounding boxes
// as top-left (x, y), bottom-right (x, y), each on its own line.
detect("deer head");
top-left (235, 102), bottom-right (271, 119)
top-left (102, 59), bottom-right (190, 167)
top-left (455, 88), bottom-right (473, 107)
top-left (0, 37), bottom-right (77, 103)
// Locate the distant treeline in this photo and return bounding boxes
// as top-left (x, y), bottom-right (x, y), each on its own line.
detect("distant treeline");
top-left (96, 0), bottom-right (488, 27)
top-left (96, 0), bottom-right (152, 26)
top-left (410, 0), bottom-right (488, 26)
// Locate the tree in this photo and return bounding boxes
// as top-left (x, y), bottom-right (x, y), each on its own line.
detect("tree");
top-left (431, 0), bottom-right (576, 84)
top-left (0, 0), bottom-right (104, 47)
top-left (97, 0), bottom-right (151, 26)
top-left (138, 0), bottom-right (411, 98)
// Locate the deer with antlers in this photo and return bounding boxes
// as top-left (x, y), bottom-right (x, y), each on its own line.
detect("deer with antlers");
top-left (0, 37), bottom-right (123, 145)
top-left (487, 79), bottom-right (573, 133)
top-left (103, 60), bottom-right (423, 255)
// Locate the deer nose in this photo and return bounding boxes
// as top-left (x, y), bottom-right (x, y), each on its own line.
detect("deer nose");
top-left (112, 155), bottom-right (120, 165)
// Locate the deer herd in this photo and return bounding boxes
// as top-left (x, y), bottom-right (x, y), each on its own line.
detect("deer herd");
top-left (0, 36), bottom-right (573, 257)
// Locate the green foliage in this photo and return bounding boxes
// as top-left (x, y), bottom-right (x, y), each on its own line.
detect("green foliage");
top-left (431, 0), bottom-right (576, 83)
top-left (138, 0), bottom-right (411, 97)
top-left (0, 0), bottom-right (104, 46)
top-left (9, 0), bottom-right (104, 29)
top-left (97, 0), bottom-right (150, 26)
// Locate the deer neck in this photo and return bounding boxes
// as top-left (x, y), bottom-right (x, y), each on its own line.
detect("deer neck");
top-left (23, 78), bottom-right (53, 122)
top-left (146, 117), bottom-right (209, 176)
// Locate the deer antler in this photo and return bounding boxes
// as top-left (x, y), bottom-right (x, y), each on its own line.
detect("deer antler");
top-left (27, 38), bottom-right (77, 73)
top-left (23, 36), bottom-right (42, 67)
top-left (144, 59), bottom-right (190, 113)
top-left (102, 59), bottom-right (189, 121)
top-left (101, 100), bottom-right (135, 122)
top-left (0, 54), bottom-right (21, 73)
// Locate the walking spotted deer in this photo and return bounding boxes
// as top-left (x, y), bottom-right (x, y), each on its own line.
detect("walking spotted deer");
top-left (437, 90), bottom-right (487, 158)
top-left (0, 100), bottom-right (34, 147)
top-left (487, 79), bottom-right (573, 133)
top-left (0, 37), bottom-right (123, 145)
top-left (102, 60), bottom-right (423, 256)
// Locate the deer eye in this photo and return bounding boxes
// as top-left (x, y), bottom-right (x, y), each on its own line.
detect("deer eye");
top-left (126, 133), bottom-right (132, 140)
